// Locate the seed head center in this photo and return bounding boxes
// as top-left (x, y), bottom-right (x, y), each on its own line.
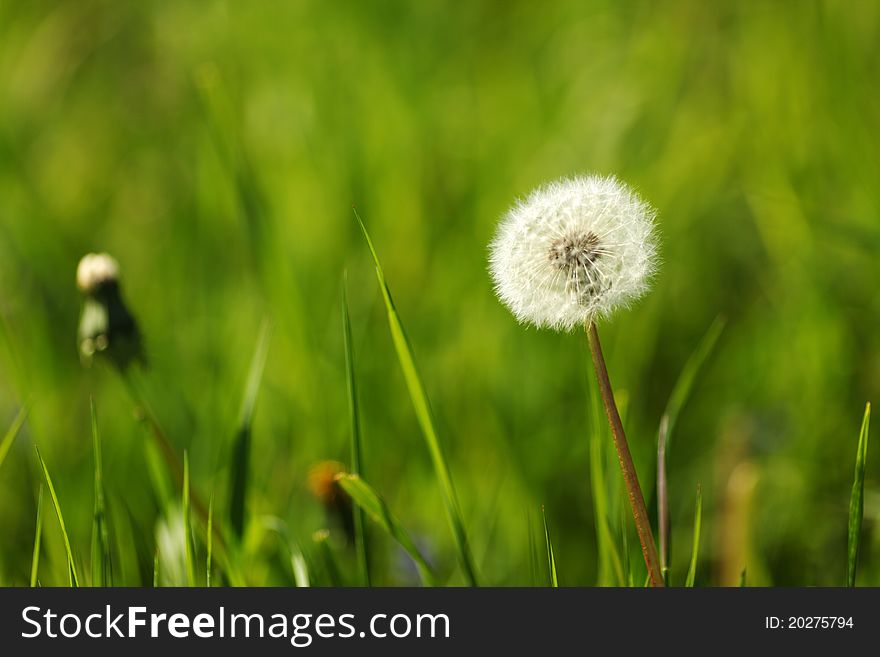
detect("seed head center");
top-left (548, 232), bottom-right (602, 272)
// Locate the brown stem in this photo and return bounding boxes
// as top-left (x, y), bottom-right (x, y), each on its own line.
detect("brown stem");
top-left (587, 322), bottom-right (665, 587)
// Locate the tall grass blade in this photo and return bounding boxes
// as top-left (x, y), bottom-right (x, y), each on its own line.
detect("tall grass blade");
top-left (0, 403), bottom-right (28, 472)
top-left (662, 316), bottom-right (725, 444)
top-left (90, 399), bottom-right (112, 586)
top-left (183, 451), bottom-right (196, 587)
top-left (847, 402), bottom-right (871, 587)
top-left (153, 550), bottom-right (160, 588)
top-left (658, 316), bottom-right (724, 573)
top-left (541, 506), bottom-right (558, 587)
top-left (336, 473), bottom-right (437, 586)
top-left (34, 445), bottom-right (79, 586)
top-left (292, 548), bottom-right (310, 588)
top-left (527, 510), bottom-right (539, 586)
top-left (355, 210), bottom-right (477, 586)
top-left (657, 415), bottom-right (670, 581)
top-left (229, 318), bottom-right (273, 539)
top-left (342, 273), bottom-right (370, 587)
top-left (685, 484), bottom-right (702, 587)
top-left (206, 492), bottom-right (214, 586)
top-left (109, 503), bottom-right (143, 586)
top-left (30, 484), bottom-right (43, 587)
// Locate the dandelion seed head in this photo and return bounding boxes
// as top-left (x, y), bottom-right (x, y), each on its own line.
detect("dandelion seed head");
top-left (489, 174), bottom-right (658, 331)
top-left (76, 252), bottom-right (120, 294)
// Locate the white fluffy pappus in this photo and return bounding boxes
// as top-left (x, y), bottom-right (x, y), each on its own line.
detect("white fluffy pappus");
top-left (489, 175), bottom-right (658, 331)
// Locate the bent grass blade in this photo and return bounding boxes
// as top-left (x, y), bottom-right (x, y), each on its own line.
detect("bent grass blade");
top-left (355, 210), bottom-right (477, 585)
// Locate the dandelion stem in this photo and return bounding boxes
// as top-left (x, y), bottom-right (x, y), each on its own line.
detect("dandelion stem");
top-left (587, 321), bottom-right (664, 587)
top-left (119, 370), bottom-right (217, 543)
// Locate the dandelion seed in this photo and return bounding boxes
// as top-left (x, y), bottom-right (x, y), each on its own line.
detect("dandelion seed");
top-left (489, 174), bottom-right (658, 331)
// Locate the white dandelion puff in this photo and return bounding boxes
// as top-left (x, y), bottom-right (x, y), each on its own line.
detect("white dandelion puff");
top-left (489, 174), bottom-right (659, 331)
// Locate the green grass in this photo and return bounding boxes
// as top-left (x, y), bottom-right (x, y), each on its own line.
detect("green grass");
top-left (342, 273), bottom-right (370, 586)
top-left (206, 492), bottom-right (214, 587)
top-left (662, 317), bottom-right (726, 449)
top-left (658, 317), bottom-right (724, 577)
top-left (29, 484), bottom-right (43, 587)
top-left (228, 318), bottom-right (272, 539)
top-left (0, 1), bottom-right (878, 588)
top-left (183, 451), bottom-right (196, 588)
top-left (542, 506), bottom-right (558, 587)
top-left (847, 403), bottom-right (870, 587)
top-left (337, 473), bottom-right (437, 587)
top-left (0, 404), bottom-right (28, 473)
top-left (313, 529), bottom-right (344, 586)
top-left (685, 485), bottom-right (702, 588)
top-left (34, 446), bottom-right (79, 587)
top-left (90, 398), bottom-right (112, 586)
top-left (356, 210), bottom-right (478, 586)
top-left (589, 392), bottom-right (624, 586)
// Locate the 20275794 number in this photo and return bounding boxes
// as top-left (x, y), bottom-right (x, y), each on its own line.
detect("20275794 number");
top-left (765, 617), bottom-right (854, 630)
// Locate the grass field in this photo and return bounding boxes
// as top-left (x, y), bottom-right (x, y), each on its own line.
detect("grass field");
top-left (1, 0), bottom-right (879, 587)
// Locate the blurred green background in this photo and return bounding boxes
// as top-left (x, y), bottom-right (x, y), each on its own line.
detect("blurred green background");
top-left (1, 0), bottom-right (879, 586)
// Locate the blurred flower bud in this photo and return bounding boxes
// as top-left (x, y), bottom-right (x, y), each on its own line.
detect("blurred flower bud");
top-left (307, 460), bottom-right (354, 543)
top-left (76, 252), bottom-right (146, 370)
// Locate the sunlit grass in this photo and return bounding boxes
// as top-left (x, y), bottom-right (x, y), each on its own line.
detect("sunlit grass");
top-left (0, 1), bottom-right (877, 588)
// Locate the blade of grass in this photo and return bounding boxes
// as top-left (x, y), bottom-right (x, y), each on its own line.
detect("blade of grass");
top-left (153, 549), bottom-right (160, 587)
top-left (34, 445), bottom-right (79, 586)
top-left (0, 403), bottom-right (28, 472)
top-left (527, 510), bottom-right (539, 586)
top-left (685, 484), bottom-right (703, 587)
top-left (589, 385), bottom-right (624, 586)
top-left (292, 548), bottom-right (310, 588)
top-left (663, 316), bottom-right (726, 443)
top-left (313, 530), bottom-right (344, 586)
top-left (30, 484), bottom-right (43, 587)
top-left (847, 402), bottom-right (871, 587)
top-left (183, 451), bottom-right (196, 587)
top-left (541, 506), bottom-right (558, 587)
top-left (257, 518), bottom-right (313, 589)
top-left (739, 569), bottom-right (747, 587)
top-left (355, 210), bottom-right (477, 585)
top-left (109, 501), bottom-right (144, 586)
top-left (342, 273), bottom-right (370, 587)
top-left (229, 318), bottom-right (272, 539)
top-left (336, 473), bottom-right (437, 586)
top-left (658, 316), bottom-right (724, 575)
top-left (90, 399), bottom-right (112, 586)
top-left (657, 415), bottom-right (669, 582)
top-left (206, 492), bottom-right (214, 586)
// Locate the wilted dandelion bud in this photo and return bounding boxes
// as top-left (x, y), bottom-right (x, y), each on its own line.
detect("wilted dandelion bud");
top-left (76, 252), bottom-right (145, 370)
top-left (76, 253), bottom-right (120, 294)
top-left (489, 175), bottom-right (658, 331)
top-left (307, 461), bottom-right (354, 543)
